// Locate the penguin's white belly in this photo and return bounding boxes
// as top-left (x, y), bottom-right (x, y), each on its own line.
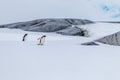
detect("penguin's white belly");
top-left (40, 37), bottom-right (45, 45)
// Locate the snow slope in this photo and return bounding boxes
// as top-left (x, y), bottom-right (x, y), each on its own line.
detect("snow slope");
top-left (1, 23), bottom-right (120, 80)
top-left (77, 23), bottom-right (120, 39)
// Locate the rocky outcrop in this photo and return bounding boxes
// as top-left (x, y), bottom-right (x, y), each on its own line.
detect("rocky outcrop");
top-left (57, 26), bottom-right (90, 36)
top-left (57, 27), bottom-right (82, 36)
top-left (81, 31), bottom-right (120, 46)
top-left (96, 31), bottom-right (120, 46)
top-left (0, 19), bottom-right (93, 36)
top-left (81, 42), bottom-right (99, 46)
top-left (80, 31), bottom-right (120, 46)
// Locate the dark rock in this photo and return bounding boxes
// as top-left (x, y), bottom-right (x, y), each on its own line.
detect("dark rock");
top-left (81, 42), bottom-right (99, 46)
top-left (57, 26), bottom-right (90, 36)
top-left (0, 18), bottom-right (94, 36)
top-left (0, 25), bottom-right (5, 28)
top-left (96, 31), bottom-right (120, 46)
top-left (57, 27), bottom-right (82, 36)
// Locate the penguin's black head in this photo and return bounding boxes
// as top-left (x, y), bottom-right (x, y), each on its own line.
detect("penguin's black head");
top-left (25, 33), bottom-right (28, 35)
top-left (43, 35), bottom-right (46, 37)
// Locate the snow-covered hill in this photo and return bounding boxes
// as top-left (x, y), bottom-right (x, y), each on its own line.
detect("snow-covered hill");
top-left (1, 22), bottom-right (120, 80)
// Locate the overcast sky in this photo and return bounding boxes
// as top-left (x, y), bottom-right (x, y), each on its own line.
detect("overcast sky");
top-left (0, 0), bottom-right (119, 24)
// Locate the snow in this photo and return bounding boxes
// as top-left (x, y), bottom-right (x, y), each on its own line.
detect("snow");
top-left (1, 23), bottom-right (120, 80)
top-left (78, 23), bottom-right (120, 38)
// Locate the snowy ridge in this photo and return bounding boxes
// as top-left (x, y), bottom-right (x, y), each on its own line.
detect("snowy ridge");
top-left (77, 23), bottom-right (120, 39)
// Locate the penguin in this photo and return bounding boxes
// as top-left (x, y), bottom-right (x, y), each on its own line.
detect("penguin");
top-left (22, 33), bottom-right (28, 41)
top-left (37, 35), bottom-right (46, 45)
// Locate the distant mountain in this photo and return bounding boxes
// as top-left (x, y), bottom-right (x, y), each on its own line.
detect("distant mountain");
top-left (0, 18), bottom-right (93, 36)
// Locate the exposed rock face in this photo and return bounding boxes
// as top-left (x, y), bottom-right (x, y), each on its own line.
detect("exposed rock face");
top-left (96, 32), bottom-right (120, 46)
top-left (57, 27), bottom-right (82, 36)
top-left (57, 26), bottom-right (90, 36)
top-left (0, 19), bottom-right (93, 36)
top-left (81, 42), bottom-right (99, 46)
top-left (81, 31), bottom-right (120, 46)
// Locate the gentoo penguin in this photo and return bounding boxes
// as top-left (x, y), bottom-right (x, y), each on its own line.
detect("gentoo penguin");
top-left (37, 35), bottom-right (46, 45)
top-left (22, 33), bottom-right (28, 41)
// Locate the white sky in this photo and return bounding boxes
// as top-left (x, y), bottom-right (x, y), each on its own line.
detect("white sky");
top-left (0, 0), bottom-right (119, 24)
